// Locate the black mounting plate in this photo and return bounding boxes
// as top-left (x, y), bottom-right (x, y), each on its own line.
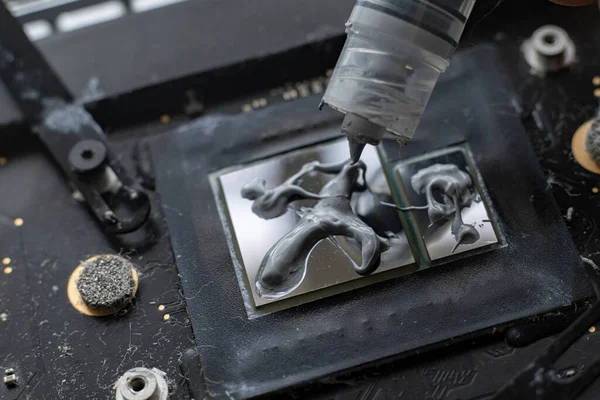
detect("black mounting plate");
top-left (149, 45), bottom-right (592, 399)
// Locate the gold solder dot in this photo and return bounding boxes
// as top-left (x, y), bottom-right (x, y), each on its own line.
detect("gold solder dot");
top-left (590, 326), bottom-right (596, 333)
top-left (13, 218), bottom-right (23, 227)
top-left (2, 258), bottom-right (10, 265)
top-left (160, 114), bottom-right (171, 124)
top-left (593, 187), bottom-right (599, 194)
top-left (158, 305), bottom-right (165, 311)
top-left (594, 76), bottom-right (600, 86)
top-left (4, 267), bottom-right (13, 274)
top-left (163, 314), bottom-right (171, 321)
top-left (0, 157), bottom-right (6, 166)
top-left (594, 89), bottom-right (600, 97)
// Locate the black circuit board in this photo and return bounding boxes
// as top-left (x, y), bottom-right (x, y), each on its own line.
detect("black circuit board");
top-left (1, 1), bottom-right (600, 399)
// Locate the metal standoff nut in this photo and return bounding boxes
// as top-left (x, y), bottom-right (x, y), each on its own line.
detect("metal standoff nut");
top-left (522, 25), bottom-right (576, 75)
top-left (114, 368), bottom-right (168, 400)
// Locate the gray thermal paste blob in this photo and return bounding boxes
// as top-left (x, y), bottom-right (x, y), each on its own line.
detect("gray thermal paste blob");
top-left (410, 164), bottom-right (479, 251)
top-left (246, 160), bottom-right (385, 298)
top-left (76, 255), bottom-right (135, 311)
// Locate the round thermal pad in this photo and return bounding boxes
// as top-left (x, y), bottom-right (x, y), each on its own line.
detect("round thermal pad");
top-left (572, 120), bottom-right (600, 174)
top-left (68, 255), bottom-right (139, 316)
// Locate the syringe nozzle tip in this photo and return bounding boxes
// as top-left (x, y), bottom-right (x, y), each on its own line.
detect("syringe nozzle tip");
top-left (347, 136), bottom-right (367, 164)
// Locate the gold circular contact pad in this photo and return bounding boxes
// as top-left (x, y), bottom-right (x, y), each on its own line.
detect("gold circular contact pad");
top-left (67, 256), bottom-right (139, 317)
top-left (572, 120), bottom-right (600, 175)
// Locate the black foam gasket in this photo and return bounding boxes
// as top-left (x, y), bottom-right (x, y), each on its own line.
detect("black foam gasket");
top-left (149, 45), bottom-right (591, 399)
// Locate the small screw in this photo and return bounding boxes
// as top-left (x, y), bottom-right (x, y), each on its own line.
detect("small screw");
top-left (68, 139), bottom-right (108, 175)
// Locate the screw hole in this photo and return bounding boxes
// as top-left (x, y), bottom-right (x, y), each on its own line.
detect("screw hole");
top-left (81, 149), bottom-right (94, 160)
top-left (128, 376), bottom-right (146, 393)
top-left (543, 33), bottom-right (556, 45)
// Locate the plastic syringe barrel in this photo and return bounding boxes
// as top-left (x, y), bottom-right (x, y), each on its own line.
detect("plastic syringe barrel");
top-left (322, 0), bottom-right (476, 142)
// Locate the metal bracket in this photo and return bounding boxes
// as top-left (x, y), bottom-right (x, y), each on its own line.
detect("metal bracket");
top-left (0, 4), bottom-right (150, 234)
